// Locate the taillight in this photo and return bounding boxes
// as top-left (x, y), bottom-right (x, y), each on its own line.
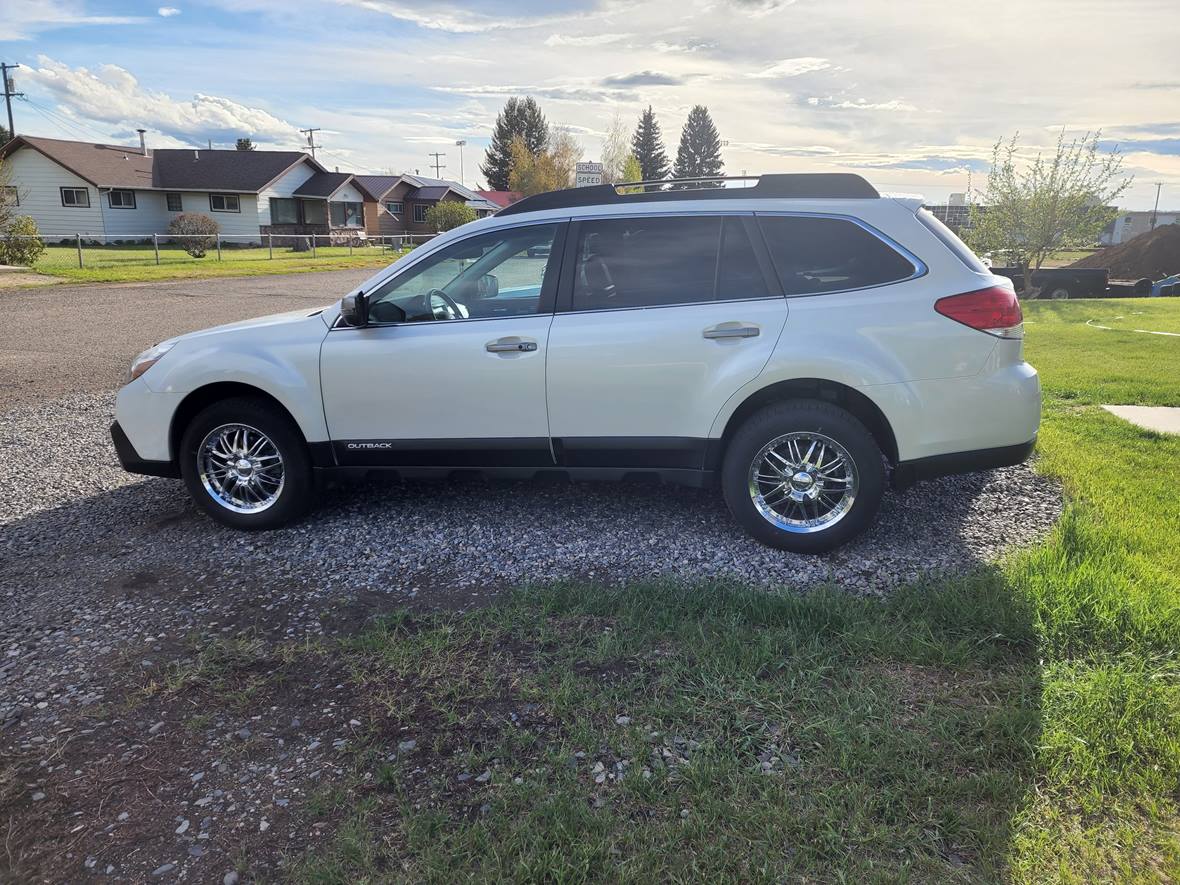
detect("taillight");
top-left (934, 286), bottom-right (1023, 338)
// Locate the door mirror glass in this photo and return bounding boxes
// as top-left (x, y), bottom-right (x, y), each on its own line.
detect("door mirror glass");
top-left (476, 274), bottom-right (499, 299)
top-left (340, 291), bottom-right (370, 326)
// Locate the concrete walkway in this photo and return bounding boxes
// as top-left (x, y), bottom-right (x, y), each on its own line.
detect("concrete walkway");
top-left (1102, 405), bottom-right (1180, 435)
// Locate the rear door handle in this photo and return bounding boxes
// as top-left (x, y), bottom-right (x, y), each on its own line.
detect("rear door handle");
top-left (486, 338), bottom-right (538, 353)
top-left (703, 324), bottom-right (760, 339)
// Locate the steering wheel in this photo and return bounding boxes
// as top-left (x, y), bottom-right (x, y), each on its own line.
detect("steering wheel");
top-left (426, 288), bottom-right (464, 320)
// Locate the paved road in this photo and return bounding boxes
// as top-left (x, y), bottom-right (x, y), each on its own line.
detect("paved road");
top-left (0, 268), bottom-right (373, 412)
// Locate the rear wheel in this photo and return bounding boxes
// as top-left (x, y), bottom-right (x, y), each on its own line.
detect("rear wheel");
top-left (1043, 284), bottom-right (1072, 300)
top-left (722, 400), bottom-right (885, 553)
top-left (179, 397), bottom-right (313, 530)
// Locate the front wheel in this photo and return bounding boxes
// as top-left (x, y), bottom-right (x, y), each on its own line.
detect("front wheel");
top-left (179, 397), bottom-right (313, 530)
top-left (722, 400), bottom-right (885, 553)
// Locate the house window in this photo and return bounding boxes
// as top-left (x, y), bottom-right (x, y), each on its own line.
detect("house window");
top-left (270, 197), bottom-right (298, 225)
top-left (385, 200), bottom-right (403, 217)
top-left (108, 189), bottom-right (136, 209)
top-left (330, 201), bottom-right (363, 228)
top-left (412, 203), bottom-right (428, 224)
top-left (166, 192), bottom-right (183, 212)
top-left (61, 187), bottom-right (90, 208)
top-left (0, 186), bottom-right (17, 207)
top-left (302, 200), bottom-right (326, 225)
top-left (209, 193), bottom-right (240, 213)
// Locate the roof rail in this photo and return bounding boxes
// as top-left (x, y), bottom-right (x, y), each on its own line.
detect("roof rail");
top-left (495, 173), bottom-right (879, 217)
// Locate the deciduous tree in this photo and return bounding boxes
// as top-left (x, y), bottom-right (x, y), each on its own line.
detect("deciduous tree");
top-left (508, 128), bottom-right (583, 196)
top-left (424, 200), bottom-right (477, 232)
top-left (481, 97), bottom-right (549, 191)
top-left (967, 130), bottom-right (1131, 296)
top-left (599, 113), bottom-right (630, 184)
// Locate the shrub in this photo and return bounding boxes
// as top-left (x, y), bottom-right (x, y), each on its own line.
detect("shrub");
top-left (424, 201), bottom-right (477, 232)
top-left (168, 213), bottom-right (220, 258)
top-left (0, 215), bottom-right (45, 266)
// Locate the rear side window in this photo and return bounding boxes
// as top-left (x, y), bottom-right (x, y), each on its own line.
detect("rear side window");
top-left (570, 215), bottom-right (769, 310)
top-left (758, 215), bottom-right (918, 296)
top-left (916, 208), bottom-right (989, 273)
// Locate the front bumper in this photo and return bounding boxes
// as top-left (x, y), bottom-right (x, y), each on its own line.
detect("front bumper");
top-left (110, 421), bottom-right (180, 478)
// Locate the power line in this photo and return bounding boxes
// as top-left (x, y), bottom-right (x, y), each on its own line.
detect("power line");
top-left (19, 97), bottom-right (112, 144)
top-left (427, 152), bottom-right (446, 177)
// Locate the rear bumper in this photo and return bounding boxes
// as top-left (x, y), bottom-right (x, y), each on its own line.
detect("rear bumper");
top-left (111, 421), bottom-right (180, 478)
top-left (892, 436), bottom-right (1035, 489)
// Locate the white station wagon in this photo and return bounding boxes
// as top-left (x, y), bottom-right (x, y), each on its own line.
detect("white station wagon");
top-left (112, 174), bottom-right (1040, 553)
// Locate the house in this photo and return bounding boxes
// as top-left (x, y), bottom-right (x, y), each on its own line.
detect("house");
top-left (1100, 210), bottom-right (1180, 246)
top-left (354, 173), bottom-right (498, 238)
top-left (475, 190), bottom-right (524, 209)
top-left (0, 135), bottom-right (369, 242)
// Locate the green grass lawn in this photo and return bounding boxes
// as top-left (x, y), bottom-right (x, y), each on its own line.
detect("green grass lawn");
top-left (30, 242), bottom-right (406, 283)
top-left (152, 298), bottom-right (1180, 882)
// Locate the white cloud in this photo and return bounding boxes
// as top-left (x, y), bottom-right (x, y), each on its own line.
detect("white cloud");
top-left (830, 98), bottom-right (918, 112)
top-left (23, 57), bottom-right (304, 146)
top-left (3, 0), bottom-right (146, 40)
top-left (750, 57), bottom-right (831, 79)
top-left (335, 0), bottom-right (581, 33)
top-left (545, 32), bottom-right (631, 47)
top-left (157, 6), bottom-right (181, 16)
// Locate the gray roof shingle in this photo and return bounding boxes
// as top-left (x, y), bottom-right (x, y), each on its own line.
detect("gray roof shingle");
top-left (292, 171), bottom-right (353, 197)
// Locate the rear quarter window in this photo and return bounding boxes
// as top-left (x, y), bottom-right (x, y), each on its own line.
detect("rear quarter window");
top-left (757, 215), bottom-right (918, 296)
top-left (915, 208), bottom-right (990, 273)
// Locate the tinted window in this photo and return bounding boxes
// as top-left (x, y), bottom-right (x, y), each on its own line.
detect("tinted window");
top-left (758, 215), bottom-right (917, 296)
top-left (368, 223), bottom-right (559, 324)
top-left (718, 217), bottom-right (769, 300)
top-left (571, 216), bottom-right (769, 310)
top-left (572, 216), bottom-right (718, 310)
top-left (916, 208), bottom-right (988, 273)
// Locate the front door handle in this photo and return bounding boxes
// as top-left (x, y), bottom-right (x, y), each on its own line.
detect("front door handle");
top-left (486, 338), bottom-right (538, 353)
top-left (703, 323), bottom-right (760, 339)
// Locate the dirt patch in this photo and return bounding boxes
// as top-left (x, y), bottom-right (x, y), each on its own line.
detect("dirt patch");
top-left (1071, 224), bottom-right (1180, 280)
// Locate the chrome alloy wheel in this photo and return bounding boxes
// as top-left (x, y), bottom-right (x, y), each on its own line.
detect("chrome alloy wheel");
top-left (197, 423), bottom-right (285, 514)
top-left (748, 432), bottom-right (859, 534)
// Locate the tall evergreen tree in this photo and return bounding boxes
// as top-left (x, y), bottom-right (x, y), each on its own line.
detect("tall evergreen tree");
top-left (481, 97), bottom-right (549, 191)
top-left (630, 106), bottom-right (669, 189)
top-left (235, 137), bottom-right (255, 151)
top-left (672, 105), bottom-right (723, 187)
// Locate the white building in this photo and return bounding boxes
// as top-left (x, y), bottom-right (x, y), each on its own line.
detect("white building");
top-left (1100, 210), bottom-right (1180, 246)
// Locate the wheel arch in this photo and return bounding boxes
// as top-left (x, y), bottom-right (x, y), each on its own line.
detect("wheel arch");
top-left (169, 382), bottom-right (308, 462)
top-left (713, 378), bottom-right (899, 467)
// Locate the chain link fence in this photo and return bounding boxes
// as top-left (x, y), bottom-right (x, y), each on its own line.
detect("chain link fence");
top-left (5, 232), bottom-right (437, 271)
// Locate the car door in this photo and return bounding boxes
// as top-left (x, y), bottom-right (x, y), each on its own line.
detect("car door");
top-left (319, 220), bottom-right (566, 468)
top-left (545, 213), bottom-right (787, 469)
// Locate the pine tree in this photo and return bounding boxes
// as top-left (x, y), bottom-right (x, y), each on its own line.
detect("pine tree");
top-left (235, 137), bottom-right (255, 151)
top-left (481, 97), bottom-right (549, 191)
top-left (630, 106), bottom-right (669, 190)
top-left (672, 105), bottom-right (723, 187)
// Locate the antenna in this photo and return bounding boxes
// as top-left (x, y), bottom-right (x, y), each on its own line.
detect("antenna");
top-left (428, 152), bottom-right (446, 177)
top-left (300, 127), bottom-right (321, 160)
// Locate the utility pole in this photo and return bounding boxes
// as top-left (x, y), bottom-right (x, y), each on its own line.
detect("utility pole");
top-left (428, 152), bottom-right (446, 178)
top-left (454, 140), bottom-right (466, 188)
top-left (1150, 182), bottom-right (1163, 230)
top-left (300, 127), bottom-right (320, 160)
top-left (1, 63), bottom-right (24, 140)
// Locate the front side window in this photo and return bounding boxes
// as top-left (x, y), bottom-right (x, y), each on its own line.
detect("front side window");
top-left (209, 193), bottom-right (240, 212)
top-left (570, 215), bottom-right (768, 311)
top-left (303, 199), bottom-right (326, 224)
top-left (330, 201), bottom-right (363, 228)
top-left (385, 200), bottom-right (403, 216)
top-left (61, 187), bottom-right (90, 208)
top-left (412, 203), bottom-right (428, 224)
top-left (367, 223), bottom-right (559, 324)
top-left (270, 197), bottom-right (298, 224)
top-left (108, 189), bottom-right (136, 209)
top-left (166, 192), bottom-right (183, 212)
top-left (758, 215), bottom-right (918, 296)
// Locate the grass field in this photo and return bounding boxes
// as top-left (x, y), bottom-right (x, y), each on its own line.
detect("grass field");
top-left (152, 298), bottom-right (1179, 882)
top-left (30, 242), bottom-right (406, 283)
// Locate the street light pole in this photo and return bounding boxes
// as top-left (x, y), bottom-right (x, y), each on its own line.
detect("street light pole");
top-left (455, 140), bottom-right (466, 188)
top-left (1150, 182), bottom-right (1163, 231)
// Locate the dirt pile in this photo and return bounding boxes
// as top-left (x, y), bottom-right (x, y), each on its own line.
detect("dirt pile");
top-left (1070, 223), bottom-right (1180, 279)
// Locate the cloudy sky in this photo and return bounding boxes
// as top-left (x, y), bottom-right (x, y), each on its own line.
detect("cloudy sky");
top-left (2, 0), bottom-right (1178, 207)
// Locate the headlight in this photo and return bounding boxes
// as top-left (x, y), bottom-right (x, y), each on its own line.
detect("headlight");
top-left (128, 341), bottom-right (175, 382)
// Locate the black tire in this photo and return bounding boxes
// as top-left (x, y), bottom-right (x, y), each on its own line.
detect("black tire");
top-left (721, 400), bottom-right (886, 554)
top-left (1043, 284), bottom-right (1072, 300)
top-left (179, 396), bottom-right (313, 530)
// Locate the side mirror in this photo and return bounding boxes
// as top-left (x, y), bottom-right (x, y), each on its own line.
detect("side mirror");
top-left (340, 290), bottom-right (369, 327)
top-left (476, 273), bottom-right (499, 300)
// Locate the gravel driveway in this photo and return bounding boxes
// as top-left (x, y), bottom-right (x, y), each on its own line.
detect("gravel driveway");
top-left (0, 271), bottom-right (1063, 880)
